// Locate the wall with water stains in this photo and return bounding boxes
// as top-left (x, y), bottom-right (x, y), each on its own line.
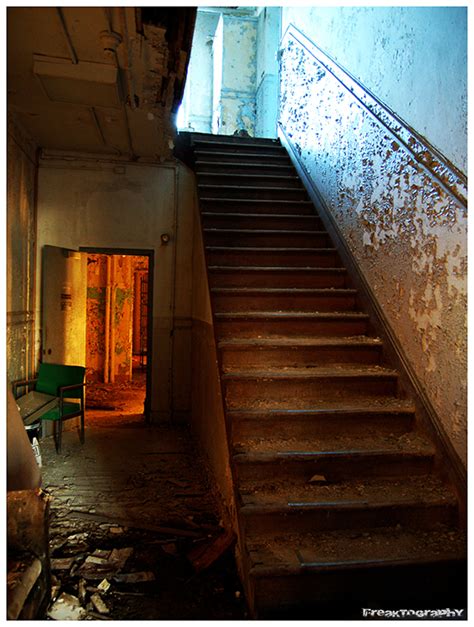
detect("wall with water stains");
top-left (279, 25), bottom-right (467, 465)
top-left (7, 114), bottom-right (38, 383)
top-left (281, 7), bottom-right (467, 174)
top-left (36, 157), bottom-right (196, 422)
top-left (213, 14), bottom-right (257, 135)
top-left (86, 254), bottom-right (146, 382)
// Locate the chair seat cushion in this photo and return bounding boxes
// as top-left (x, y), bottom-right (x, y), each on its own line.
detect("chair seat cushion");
top-left (41, 401), bottom-right (82, 422)
top-left (16, 392), bottom-right (58, 426)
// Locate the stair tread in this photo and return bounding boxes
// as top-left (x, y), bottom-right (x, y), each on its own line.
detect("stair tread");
top-left (227, 397), bottom-right (415, 416)
top-left (223, 365), bottom-right (397, 379)
top-left (234, 432), bottom-right (434, 457)
top-left (202, 212), bottom-right (318, 219)
top-left (196, 160), bottom-right (294, 169)
top-left (209, 267), bottom-right (345, 275)
top-left (239, 475), bottom-right (457, 507)
top-left (247, 525), bottom-right (466, 575)
top-left (195, 151), bottom-right (288, 159)
top-left (212, 287), bottom-right (356, 295)
top-left (204, 228), bottom-right (324, 234)
top-left (198, 174), bottom-right (300, 181)
top-left (219, 335), bottom-right (380, 347)
top-left (201, 198), bottom-right (312, 204)
top-left (199, 184), bottom-right (301, 192)
top-left (215, 311), bottom-right (366, 320)
top-left (206, 247), bottom-right (336, 252)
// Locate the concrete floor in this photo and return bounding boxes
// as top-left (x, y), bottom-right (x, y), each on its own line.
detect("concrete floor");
top-left (40, 375), bottom-right (247, 620)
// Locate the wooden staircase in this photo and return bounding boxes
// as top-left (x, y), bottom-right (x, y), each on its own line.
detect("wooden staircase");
top-left (186, 132), bottom-right (466, 618)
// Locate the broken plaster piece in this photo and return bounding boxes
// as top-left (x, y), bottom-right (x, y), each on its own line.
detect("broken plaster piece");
top-left (47, 592), bottom-right (87, 621)
top-left (91, 592), bottom-right (110, 614)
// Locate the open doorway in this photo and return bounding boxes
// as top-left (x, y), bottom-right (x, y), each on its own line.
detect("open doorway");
top-left (81, 249), bottom-right (153, 425)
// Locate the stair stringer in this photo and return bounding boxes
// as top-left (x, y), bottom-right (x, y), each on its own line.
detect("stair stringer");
top-left (189, 193), bottom-right (255, 610)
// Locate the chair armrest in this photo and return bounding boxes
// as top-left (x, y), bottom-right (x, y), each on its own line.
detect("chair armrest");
top-left (59, 383), bottom-right (85, 406)
top-left (12, 379), bottom-right (38, 399)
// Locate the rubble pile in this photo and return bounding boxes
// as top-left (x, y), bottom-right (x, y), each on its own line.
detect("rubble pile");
top-left (47, 516), bottom-right (244, 620)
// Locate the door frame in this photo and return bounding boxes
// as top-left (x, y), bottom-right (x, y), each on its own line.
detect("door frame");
top-left (80, 246), bottom-right (154, 423)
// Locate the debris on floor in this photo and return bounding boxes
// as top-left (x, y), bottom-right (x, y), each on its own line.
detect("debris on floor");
top-left (40, 399), bottom-right (247, 620)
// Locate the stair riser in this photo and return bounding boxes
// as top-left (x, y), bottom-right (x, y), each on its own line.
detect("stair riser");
top-left (194, 142), bottom-right (286, 155)
top-left (201, 188), bottom-right (308, 201)
top-left (192, 135), bottom-right (281, 146)
top-left (204, 232), bottom-right (330, 248)
top-left (196, 152), bottom-right (292, 165)
top-left (236, 455), bottom-right (434, 483)
top-left (251, 561), bottom-right (466, 617)
top-left (200, 200), bottom-right (314, 214)
top-left (202, 215), bottom-right (324, 230)
top-left (210, 272), bottom-right (347, 288)
top-left (206, 250), bottom-right (341, 267)
top-left (215, 318), bottom-right (367, 339)
top-left (221, 345), bottom-right (381, 369)
top-left (241, 502), bottom-right (458, 535)
top-left (232, 412), bottom-right (414, 441)
top-left (225, 377), bottom-right (398, 409)
top-left (197, 163), bottom-right (296, 176)
top-left (198, 175), bottom-right (303, 189)
top-left (213, 293), bottom-right (356, 313)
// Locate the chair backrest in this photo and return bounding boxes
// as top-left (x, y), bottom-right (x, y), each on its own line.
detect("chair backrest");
top-left (35, 363), bottom-right (85, 398)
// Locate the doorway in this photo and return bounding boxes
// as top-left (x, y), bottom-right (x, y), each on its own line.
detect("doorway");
top-left (80, 248), bottom-right (153, 424)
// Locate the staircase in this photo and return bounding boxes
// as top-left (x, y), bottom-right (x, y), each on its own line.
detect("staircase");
top-left (186, 133), bottom-right (466, 618)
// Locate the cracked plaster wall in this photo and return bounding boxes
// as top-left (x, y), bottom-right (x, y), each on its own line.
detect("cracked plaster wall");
top-left (279, 26), bottom-right (467, 465)
top-left (281, 7), bottom-right (467, 174)
top-left (36, 158), bottom-right (196, 422)
top-left (213, 15), bottom-right (257, 135)
top-left (7, 114), bottom-right (38, 383)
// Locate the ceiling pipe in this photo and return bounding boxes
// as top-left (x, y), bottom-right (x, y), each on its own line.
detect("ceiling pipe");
top-left (56, 8), bottom-right (78, 64)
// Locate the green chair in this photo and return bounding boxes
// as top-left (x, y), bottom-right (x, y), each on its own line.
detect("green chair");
top-left (13, 363), bottom-right (86, 453)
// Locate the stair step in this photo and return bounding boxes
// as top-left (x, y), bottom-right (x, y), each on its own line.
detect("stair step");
top-left (234, 440), bottom-right (435, 482)
top-left (212, 287), bottom-right (358, 313)
top-left (190, 133), bottom-right (280, 146)
top-left (206, 246), bottom-right (341, 267)
top-left (219, 335), bottom-right (382, 367)
top-left (196, 160), bottom-right (296, 176)
top-left (204, 229), bottom-right (330, 248)
top-left (195, 150), bottom-right (292, 165)
top-left (200, 198), bottom-right (314, 214)
top-left (201, 212), bottom-right (323, 231)
top-left (209, 267), bottom-right (347, 288)
top-left (215, 311), bottom-right (368, 339)
top-left (248, 526), bottom-right (466, 614)
top-left (199, 184), bottom-right (308, 201)
top-left (240, 479), bottom-right (458, 534)
top-left (223, 366), bottom-right (399, 408)
top-left (193, 140), bottom-right (286, 154)
top-left (229, 400), bottom-right (415, 440)
top-left (198, 173), bottom-right (303, 189)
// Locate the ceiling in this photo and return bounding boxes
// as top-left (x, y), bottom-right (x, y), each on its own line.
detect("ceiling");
top-left (7, 7), bottom-right (196, 160)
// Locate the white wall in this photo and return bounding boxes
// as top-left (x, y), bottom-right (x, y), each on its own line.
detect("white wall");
top-left (36, 156), bottom-right (196, 422)
top-left (282, 6), bottom-right (467, 173)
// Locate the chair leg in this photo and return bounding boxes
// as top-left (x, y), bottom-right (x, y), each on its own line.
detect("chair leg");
top-left (57, 419), bottom-right (62, 453)
top-left (80, 412), bottom-right (85, 445)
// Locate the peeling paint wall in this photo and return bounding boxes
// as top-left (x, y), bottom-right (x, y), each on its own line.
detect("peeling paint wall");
top-left (36, 157), bottom-right (196, 422)
top-left (7, 114), bottom-right (38, 383)
top-left (213, 14), bottom-right (257, 135)
top-left (281, 7), bottom-right (467, 173)
top-left (279, 26), bottom-right (467, 465)
top-left (255, 7), bottom-right (281, 138)
top-left (86, 254), bottom-right (145, 382)
top-left (181, 11), bottom-right (219, 132)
